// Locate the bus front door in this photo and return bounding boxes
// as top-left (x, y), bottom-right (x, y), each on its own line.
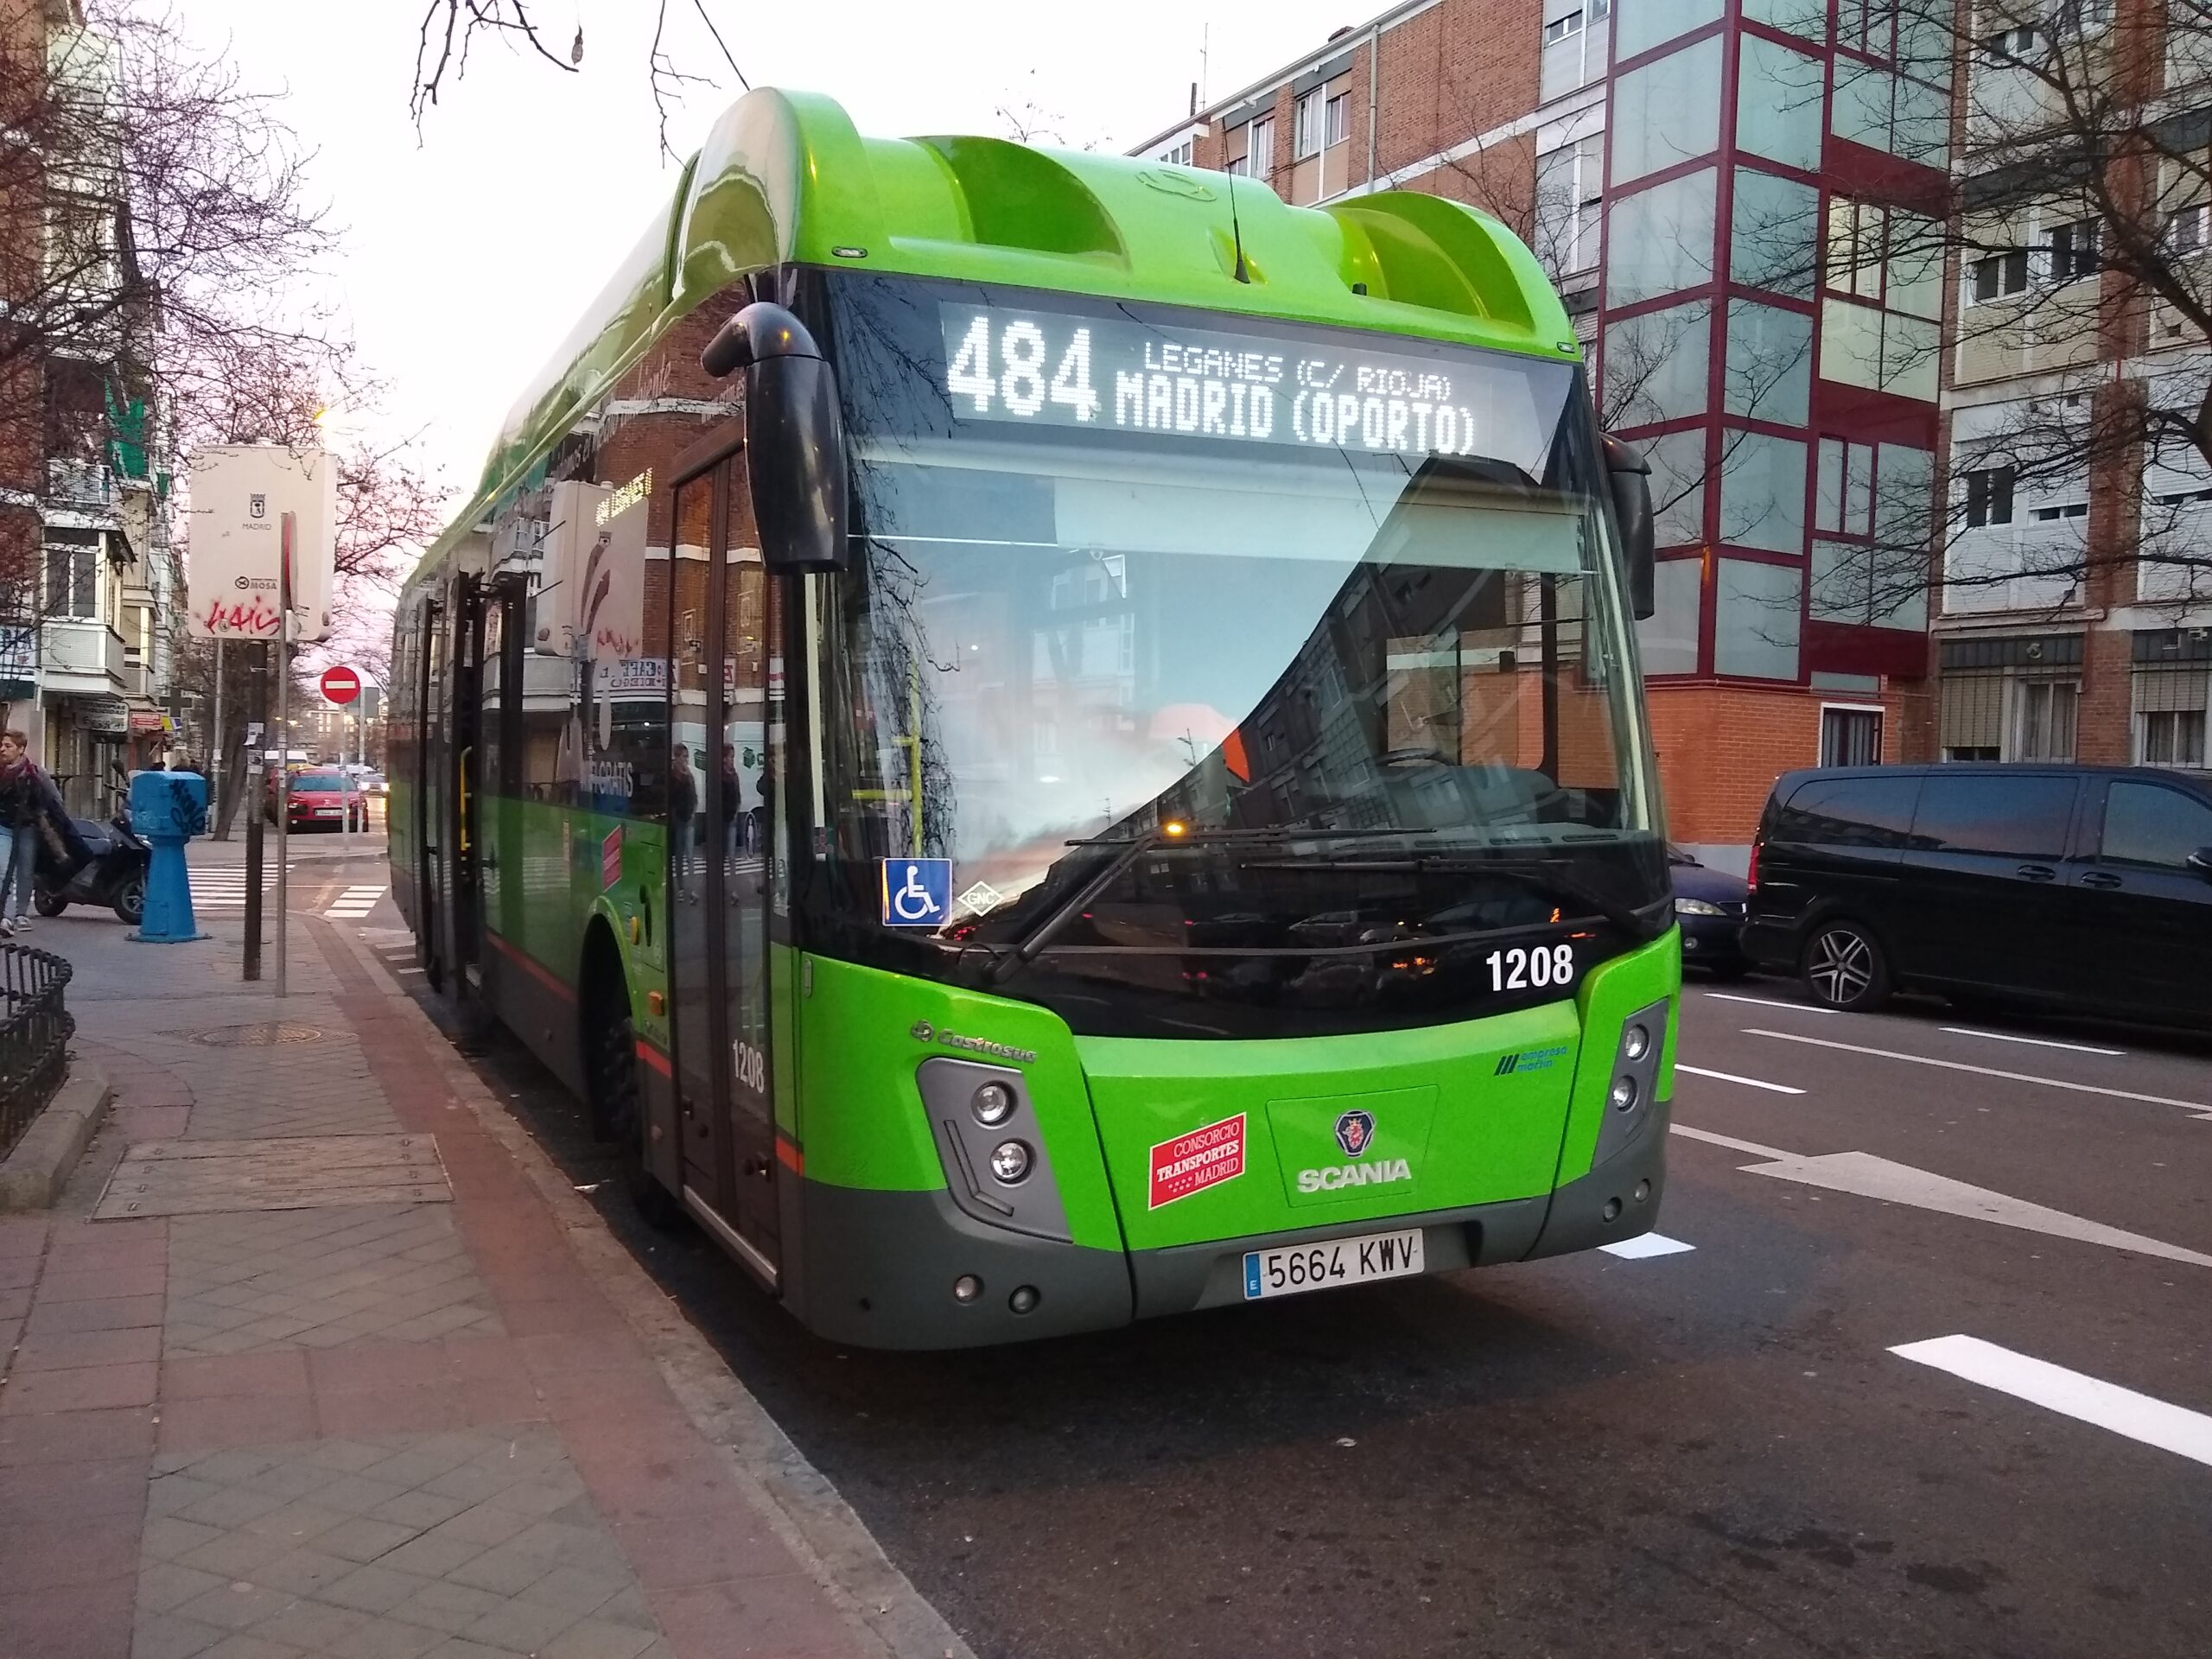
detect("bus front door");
top-left (446, 575), bottom-right (490, 1007)
top-left (416, 595), bottom-right (447, 984)
top-left (664, 440), bottom-right (779, 1287)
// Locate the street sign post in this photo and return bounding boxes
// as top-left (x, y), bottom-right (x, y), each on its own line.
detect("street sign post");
top-left (186, 447), bottom-right (335, 644)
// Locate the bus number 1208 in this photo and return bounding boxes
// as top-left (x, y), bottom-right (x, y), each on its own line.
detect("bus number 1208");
top-left (1488, 944), bottom-right (1574, 992)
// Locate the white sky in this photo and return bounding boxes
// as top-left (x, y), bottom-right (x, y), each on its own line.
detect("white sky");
top-left (164, 1), bottom-right (1370, 517)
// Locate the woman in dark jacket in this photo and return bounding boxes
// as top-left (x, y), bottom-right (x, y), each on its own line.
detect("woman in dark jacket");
top-left (0, 732), bottom-right (46, 936)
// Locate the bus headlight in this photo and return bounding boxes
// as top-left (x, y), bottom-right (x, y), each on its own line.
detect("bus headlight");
top-left (972, 1082), bottom-right (1016, 1127)
top-left (988, 1140), bottom-right (1033, 1185)
top-left (1623, 1023), bottom-right (1650, 1062)
top-left (1609, 1075), bottom-right (1639, 1113)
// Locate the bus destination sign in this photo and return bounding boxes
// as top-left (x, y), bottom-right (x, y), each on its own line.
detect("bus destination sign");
top-left (938, 304), bottom-right (1549, 471)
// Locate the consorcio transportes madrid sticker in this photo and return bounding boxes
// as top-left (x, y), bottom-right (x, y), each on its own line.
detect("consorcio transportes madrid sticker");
top-left (1148, 1114), bottom-right (1246, 1209)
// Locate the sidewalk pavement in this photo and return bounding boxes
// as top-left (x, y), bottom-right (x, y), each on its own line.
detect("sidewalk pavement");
top-left (0, 909), bottom-right (966, 1659)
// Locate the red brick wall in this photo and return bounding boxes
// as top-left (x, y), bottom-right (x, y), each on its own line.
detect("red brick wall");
top-left (1187, 0), bottom-right (1543, 228)
top-left (1649, 680), bottom-right (1926, 843)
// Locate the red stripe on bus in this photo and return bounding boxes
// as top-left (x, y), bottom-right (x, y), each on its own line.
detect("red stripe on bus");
top-left (486, 931), bottom-right (576, 1002)
top-left (635, 1039), bottom-right (673, 1077)
top-left (775, 1135), bottom-right (804, 1176)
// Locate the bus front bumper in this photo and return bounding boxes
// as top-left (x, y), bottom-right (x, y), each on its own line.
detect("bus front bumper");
top-left (789, 1099), bottom-right (1668, 1347)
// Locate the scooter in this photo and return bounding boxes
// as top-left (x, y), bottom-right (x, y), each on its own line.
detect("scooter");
top-left (33, 803), bottom-right (149, 925)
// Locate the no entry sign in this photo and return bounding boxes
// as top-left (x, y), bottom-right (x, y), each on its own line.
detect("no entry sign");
top-left (320, 664), bottom-right (362, 705)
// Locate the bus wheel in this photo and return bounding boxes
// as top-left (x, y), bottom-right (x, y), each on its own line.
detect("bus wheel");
top-left (587, 982), bottom-right (682, 1230)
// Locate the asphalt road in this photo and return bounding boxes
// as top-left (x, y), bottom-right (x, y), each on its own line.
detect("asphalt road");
top-left (346, 903), bottom-right (2212, 1659)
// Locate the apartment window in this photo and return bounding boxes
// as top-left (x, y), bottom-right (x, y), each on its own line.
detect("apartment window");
top-left (2047, 217), bottom-right (2101, 285)
top-left (2140, 709), bottom-right (2209, 767)
top-left (2014, 679), bottom-right (2080, 761)
top-left (1226, 152), bottom-right (1248, 177)
top-left (1542, 0), bottom-right (1611, 100)
top-left (1820, 706), bottom-right (1885, 767)
top-left (1840, 0), bottom-right (1899, 58)
top-left (1160, 139), bottom-right (1194, 166)
top-left (1813, 440), bottom-right (1932, 628)
top-left (1247, 114), bottom-right (1274, 176)
top-left (1539, 133), bottom-right (1607, 276)
top-left (43, 537), bottom-right (99, 621)
top-left (1322, 92), bottom-right (1351, 149)
top-left (1815, 439), bottom-right (1876, 537)
top-left (2169, 204), bottom-right (2209, 254)
top-left (1964, 465), bottom-right (2016, 528)
top-left (2030, 500), bottom-right (2088, 522)
top-left (1826, 199), bottom-right (1942, 315)
top-left (2133, 663), bottom-right (2209, 768)
top-left (1970, 248), bottom-right (2031, 301)
top-left (1294, 91), bottom-right (1322, 158)
top-left (1979, 26), bottom-right (2039, 65)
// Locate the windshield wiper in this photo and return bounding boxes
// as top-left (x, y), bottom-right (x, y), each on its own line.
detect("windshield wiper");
top-left (985, 826), bottom-right (1440, 983)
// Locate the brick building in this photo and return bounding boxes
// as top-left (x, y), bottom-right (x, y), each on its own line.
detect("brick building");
top-left (0, 0), bottom-right (180, 811)
top-left (1135, 0), bottom-right (1951, 860)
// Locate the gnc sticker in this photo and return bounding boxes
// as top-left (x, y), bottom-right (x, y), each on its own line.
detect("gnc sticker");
top-left (1149, 1114), bottom-right (1246, 1209)
top-left (601, 825), bottom-right (622, 888)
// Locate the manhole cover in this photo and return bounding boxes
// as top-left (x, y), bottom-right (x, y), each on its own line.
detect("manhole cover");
top-left (187, 1022), bottom-right (326, 1047)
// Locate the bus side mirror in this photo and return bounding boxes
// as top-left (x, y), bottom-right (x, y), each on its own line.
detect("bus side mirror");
top-left (1601, 434), bottom-right (1656, 621)
top-left (701, 302), bottom-right (849, 575)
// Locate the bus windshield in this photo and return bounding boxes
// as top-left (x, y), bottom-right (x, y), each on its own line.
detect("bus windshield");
top-left (810, 272), bottom-right (1667, 1033)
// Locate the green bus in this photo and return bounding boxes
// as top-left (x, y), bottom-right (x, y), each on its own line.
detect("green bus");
top-left (390, 89), bottom-right (1680, 1348)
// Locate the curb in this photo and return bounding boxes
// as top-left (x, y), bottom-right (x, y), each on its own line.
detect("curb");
top-left (311, 918), bottom-right (977, 1659)
top-left (0, 1059), bottom-right (113, 1212)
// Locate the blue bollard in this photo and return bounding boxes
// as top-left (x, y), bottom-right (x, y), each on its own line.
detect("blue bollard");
top-left (129, 771), bottom-right (210, 944)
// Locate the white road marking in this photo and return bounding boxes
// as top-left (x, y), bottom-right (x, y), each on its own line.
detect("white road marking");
top-left (323, 884), bottom-right (386, 920)
top-left (1676, 1063), bottom-right (1805, 1096)
top-left (1738, 1150), bottom-right (2212, 1268)
top-left (1599, 1232), bottom-right (1696, 1259)
top-left (1891, 1336), bottom-right (2212, 1468)
top-left (1700, 991), bottom-right (1840, 1015)
top-left (1669, 1123), bottom-right (1793, 1160)
top-left (1937, 1027), bottom-right (2126, 1057)
top-left (1742, 1028), bottom-right (2212, 1120)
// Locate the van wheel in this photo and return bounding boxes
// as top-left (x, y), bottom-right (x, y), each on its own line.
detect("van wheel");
top-left (1802, 920), bottom-right (1891, 1012)
top-left (585, 975), bottom-right (683, 1230)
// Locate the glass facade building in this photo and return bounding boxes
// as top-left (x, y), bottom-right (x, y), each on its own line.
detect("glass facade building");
top-left (1603, 0), bottom-right (1945, 696)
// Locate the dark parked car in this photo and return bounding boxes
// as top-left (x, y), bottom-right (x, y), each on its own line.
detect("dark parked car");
top-left (1742, 765), bottom-right (2212, 1026)
top-left (1669, 845), bottom-right (1750, 977)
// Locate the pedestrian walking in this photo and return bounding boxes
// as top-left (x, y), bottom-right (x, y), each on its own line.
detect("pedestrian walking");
top-left (0, 731), bottom-right (47, 937)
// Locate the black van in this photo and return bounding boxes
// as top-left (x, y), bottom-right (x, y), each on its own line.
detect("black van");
top-left (1742, 765), bottom-right (2212, 1025)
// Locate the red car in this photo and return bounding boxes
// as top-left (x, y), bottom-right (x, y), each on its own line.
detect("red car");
top-left (265, 769), bottom-right (368, 831)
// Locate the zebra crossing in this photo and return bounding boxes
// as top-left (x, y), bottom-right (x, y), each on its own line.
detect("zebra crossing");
top-left (187, 866), bottom-right (296, 911)
top-left (177, 866), bottom-right (389, 921)
top-left (323, 884), bottom-right (386, 921)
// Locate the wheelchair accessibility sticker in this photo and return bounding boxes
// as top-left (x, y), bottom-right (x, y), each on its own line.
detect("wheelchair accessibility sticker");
top-left (880, 858), bottom-right (953, 928)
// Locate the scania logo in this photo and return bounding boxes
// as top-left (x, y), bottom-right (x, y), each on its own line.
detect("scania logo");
top-left (1334, 1109), bottom-right (1376, 1159)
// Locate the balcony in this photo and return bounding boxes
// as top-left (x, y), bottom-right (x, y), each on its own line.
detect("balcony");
top-left (43, 458), bottom-right (123, 531)
top-left (41, 619), bottom-right (126, 694)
